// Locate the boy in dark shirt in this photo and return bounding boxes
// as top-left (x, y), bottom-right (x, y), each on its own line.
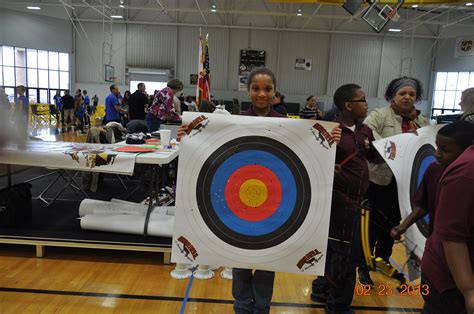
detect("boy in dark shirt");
top-left (420, 121), bottom-right (474, 313)
top-left (391, 121), bottom-right (474, 240)
top-left (312, 84), bottom-right (378, 313)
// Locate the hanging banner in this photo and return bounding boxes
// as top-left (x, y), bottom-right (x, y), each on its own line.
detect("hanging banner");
top-left (238, 50), bottom-right (266, 92)
top-left (171, 112), bottom-right (338, 275)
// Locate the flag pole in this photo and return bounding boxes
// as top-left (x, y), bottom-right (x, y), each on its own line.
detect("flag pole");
top-left (196, 28), bottom-right (202, 109)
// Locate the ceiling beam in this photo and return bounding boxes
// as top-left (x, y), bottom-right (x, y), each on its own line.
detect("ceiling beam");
top-left (4, 1), bottom-right (474, 27)
top-left (301, 4), bottom-right (322, 29)
top-left (73, 17), bottom-right (442, 39)
top-left (195, 0), bottom-right (208, 25)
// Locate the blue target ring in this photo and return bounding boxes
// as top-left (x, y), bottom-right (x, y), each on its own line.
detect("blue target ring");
top-left (410, 144), bottom-right (436, 237)
top-left (210, 150), bottom-right (296, 236)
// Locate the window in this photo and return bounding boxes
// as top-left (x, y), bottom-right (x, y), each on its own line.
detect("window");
top-left (3, 46), bottom-right (14, 66)
top-left (3, 66), bottom-right (14, 86)
top-left (15, 47), bottom-right (26, 67)
top-left (38, 69), bottom-right (48, 88)
top-left (59, 53), bottom-right (68, 71)
top-left (27, 49), bottom-right (37, 68)
top-left (0, 45), bottom-right (69, 104)
top-left (27, 69), bottom-right (38, 88)
top-left (48, 52), bottom-right (58, 70)
top-left (37, 50), bottom-right (48, 69)
top-left (432, 71), bottom-right (474, 116)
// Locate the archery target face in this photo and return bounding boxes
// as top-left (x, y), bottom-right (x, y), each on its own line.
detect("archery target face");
top-left (171, 113), bottom-right (337, 274)
top-left (197, 136), bottom-right (311, 250)
top-left (372, 124), bottom-right (444, 259)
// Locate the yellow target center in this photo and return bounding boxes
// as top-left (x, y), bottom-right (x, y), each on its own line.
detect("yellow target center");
top-left (239, 179), bottom-right (268, 208)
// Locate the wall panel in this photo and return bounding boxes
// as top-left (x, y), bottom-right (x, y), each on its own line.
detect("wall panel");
top-left (278, 31), bottom-right (331, 96)
top-left (327, 34), bottom-right (383, 97)
top-left (126, 24), bottom-right (177, 69)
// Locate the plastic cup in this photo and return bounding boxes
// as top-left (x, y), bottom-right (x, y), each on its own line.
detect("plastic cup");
top-left (160, 129), bottom-right (171, 146)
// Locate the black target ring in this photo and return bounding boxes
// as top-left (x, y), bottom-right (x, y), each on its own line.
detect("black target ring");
top-left (196, 136), bottom-right (312, 250)
top-left (409, 144), bottom-right (436, 238)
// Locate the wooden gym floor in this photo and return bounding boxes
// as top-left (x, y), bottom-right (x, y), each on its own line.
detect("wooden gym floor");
top-left (0, 243), bottom-right (423, 313)
top-left (0, 127), bottom-right (424, 313)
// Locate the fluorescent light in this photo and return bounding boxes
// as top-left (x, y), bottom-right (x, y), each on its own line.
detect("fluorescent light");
top-left (297, 13), bottom-right (303, 16)
top-left (412, 4), bottom-right (419, 8)
top-left (111, 15), bottom-right (123, 18)
top-left (388, 28), bottom-right (402, 32)
top-left (211, 8), bottom-right (217, 12)
top-left (467, 2), bottom-right (473, 6)
top-left (27, 6), bottom-right (41, 10)
top-left (119, 4), bottom-right (125, 8)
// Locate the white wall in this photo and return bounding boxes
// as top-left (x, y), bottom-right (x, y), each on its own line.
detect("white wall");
top-left (0, 9), bottom-right (72, 52)
top-left (73, 21), bottom-right (438, 116)
top-left (434, 38), bottom-right (474, 72)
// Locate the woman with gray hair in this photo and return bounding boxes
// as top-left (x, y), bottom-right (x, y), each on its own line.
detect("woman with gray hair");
top-left (358, 76), bottom-right (429, 286)
top-left (459, 87), bottom-right (474, 123)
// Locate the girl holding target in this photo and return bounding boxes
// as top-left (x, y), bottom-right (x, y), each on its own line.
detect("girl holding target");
top-left (177, 67), bottom-right (341, 314)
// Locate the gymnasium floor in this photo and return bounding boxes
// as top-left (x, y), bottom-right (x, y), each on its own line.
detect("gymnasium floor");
top-left (0, 242), bottom-right (423, 313)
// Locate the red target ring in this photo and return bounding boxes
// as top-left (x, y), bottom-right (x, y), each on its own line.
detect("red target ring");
top-left (224, 165), bottom-right (282, 222)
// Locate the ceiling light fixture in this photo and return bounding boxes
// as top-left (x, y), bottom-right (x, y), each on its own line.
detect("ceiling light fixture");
top-left (297, 8), bottom-right (302, 16)
top-left (27, 6), bottom-right (41, 10)
top-left (466, 2), bottom-right (473, 6)
top-left (119, 4), bottom-right (125, 8)
top-left (388, 28), bottom-right (402, 32)
top-left (111, 15), bottom-right (123, 18)
top-left (412, 4), bottom-right (419, 8)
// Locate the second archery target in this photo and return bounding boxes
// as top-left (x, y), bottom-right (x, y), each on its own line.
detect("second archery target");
top-left (372, 124), bottom-right (444, 261)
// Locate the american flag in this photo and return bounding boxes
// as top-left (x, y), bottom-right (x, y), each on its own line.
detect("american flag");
top-left (197, 34), bottom-right (211, 107)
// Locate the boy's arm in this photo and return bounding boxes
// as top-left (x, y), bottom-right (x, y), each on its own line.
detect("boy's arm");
top-left (443, 241), bottom-right (474, 313)
top-left (390, 206), bottom-right (426, 240)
